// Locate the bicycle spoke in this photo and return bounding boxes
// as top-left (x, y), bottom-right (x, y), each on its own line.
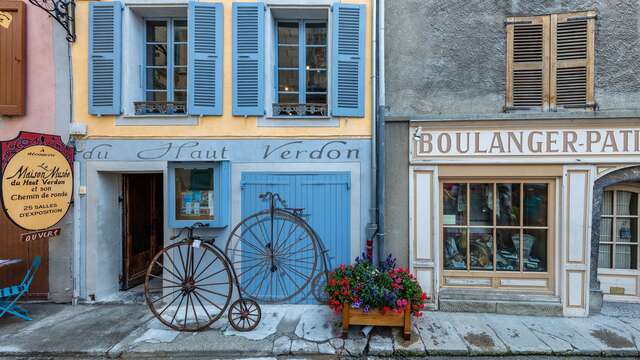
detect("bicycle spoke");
top-left (196, 281), bottom-right (230, 287)
top-left (272, 217), bottom-right (289, 252)
top-left (192, 256), bottom-right (219, 282)
top-left (157, 290), bottom-right (183, 317)
top-left (273, 222), bottom-right (301, 254)
top-left (169, 292), bottom-right (186, 327)
top-left (155, 261), bottom-right (185, 283)
top-left (176, 245), bottom-right (188, 278)
top-left (151, 288), bottom-right (182, 304)
top-left (183, 289), bottom-right (191, 327)
top-left (192, 291), bottom-right (213, 320)
top-left (242, 225), bottom-right (269, 253)
top-left (148, 273), bottom-right (182, 286)
top-left (233, 233), bottom-right (266, 256)
top-left (191, 248), bottom-right (207, 281)
top-left (164, 250), bottom-right (186, 282)
top-left (195, 286), bottom-right (230, 299)
top-left (194, 267), bottom-right (227, 283)
top-left (193, 290), bottom-right (224, 311)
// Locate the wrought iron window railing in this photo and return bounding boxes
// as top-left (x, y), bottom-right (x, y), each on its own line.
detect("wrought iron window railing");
top-left (134, 101), bottom-right (186, 115)
top-left (272, 103), bottom-right (328, 117)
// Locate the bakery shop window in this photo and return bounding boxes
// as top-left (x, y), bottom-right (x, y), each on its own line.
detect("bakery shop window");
top-left (168, 162), bottom-right (230, 228)
top-left (598, 187), bottom-right (639, 270)
top-left (442, 181), bottom-right (552, 273)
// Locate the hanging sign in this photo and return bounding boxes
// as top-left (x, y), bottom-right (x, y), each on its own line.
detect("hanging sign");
top-left (1, 132), bottom-right (74, 231)
top-left (21, 228), bottom-right (61, 242)
top-left (0, 11), bottom-right (12, 29)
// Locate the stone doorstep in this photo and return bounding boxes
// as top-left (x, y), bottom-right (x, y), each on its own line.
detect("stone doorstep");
top-left (439, 298), bottom-right (563, 316)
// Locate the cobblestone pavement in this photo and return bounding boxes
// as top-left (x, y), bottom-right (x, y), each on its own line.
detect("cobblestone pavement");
top-left (0, 302), bottom-right (639, 358)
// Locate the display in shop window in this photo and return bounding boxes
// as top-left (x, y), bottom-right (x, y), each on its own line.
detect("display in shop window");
top-left (175, 168), bottom-right (215, 221)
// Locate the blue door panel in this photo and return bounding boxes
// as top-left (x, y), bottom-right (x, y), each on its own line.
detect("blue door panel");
top-left (240, 172), bottom-right (351, 303)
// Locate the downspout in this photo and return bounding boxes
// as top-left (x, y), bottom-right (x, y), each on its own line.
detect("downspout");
top-left (367, 0), bottom-right (379, 262)
top-left (375, 0), bottom-right (385, 264)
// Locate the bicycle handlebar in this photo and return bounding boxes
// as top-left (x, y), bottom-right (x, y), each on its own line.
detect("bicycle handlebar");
top-left (170, 222), bottom-right (209, 240)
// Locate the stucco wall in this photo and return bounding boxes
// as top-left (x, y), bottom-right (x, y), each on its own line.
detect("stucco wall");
top-left (0, 3), bottom-right (64, 140)
top-left (384, 0), bottom-right (640, 116)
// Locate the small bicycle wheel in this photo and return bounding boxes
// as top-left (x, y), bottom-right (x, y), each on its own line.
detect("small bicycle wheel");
top-left (226, 209), bottom-right (319, 303)
top-left (228, 299), bottom-right (261, 332)
top-left (145, 241), bottom-right (233, 331)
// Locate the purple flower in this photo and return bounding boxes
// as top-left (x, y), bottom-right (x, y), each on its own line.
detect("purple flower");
top-left (363, 305), bottom-right (369, 313)
top-left (352, 300), bottom-right (362, 309)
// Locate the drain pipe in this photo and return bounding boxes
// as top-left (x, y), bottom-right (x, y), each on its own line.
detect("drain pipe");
top-left (366, 0), bottom-right (380, 262)
top-left (375, 0), bottom-right (386, 264)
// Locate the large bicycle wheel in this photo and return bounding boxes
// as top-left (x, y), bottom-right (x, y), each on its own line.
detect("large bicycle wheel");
top-left (226, 209), bottom-right (319, 303)
top-left (145, 241), bottom-right (233, 331)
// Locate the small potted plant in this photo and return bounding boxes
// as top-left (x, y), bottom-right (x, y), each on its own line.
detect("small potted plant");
top-left (325, 254), bottom-right (427, 340)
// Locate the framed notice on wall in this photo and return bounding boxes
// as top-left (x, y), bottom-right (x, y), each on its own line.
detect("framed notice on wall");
top-left (168, 161), bottom-right (229, 228)
top-left (1, 132), bottom-right (74, 231)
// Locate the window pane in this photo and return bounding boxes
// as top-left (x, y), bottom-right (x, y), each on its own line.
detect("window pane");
top-left (147, 21), bottom-right (167, 42)
top-left (443, 183), bottom-right (466, 226)
top-left (306, 93), bottom-right (327, 106)
top-left (616, 218), bottom-right (637, 243)
top-left (146, 68), bottom-right (167, 90)
top-left (306, 47), bottom-right (327, 69)
top-left (497, 229), bottom-right (520, 271)
top-left (277, 93), bottom-right (298, 105)
top-left (497, 184), bottom-right (520, 226)
top-left (306, 70), bottom-right (327, 93)
top-left (306, 22), bottom-right (327, 45)
top-left (146, 44), bottom-right (167, 66)
top-left (617, 191), bottom-right (638, 215)
top-left (443, 228), bottom-right (467, 270)
top-left (615, 245), bottom-right (637, 269)
top-left (278, 70), bottom-right (299, 92)
top-left (278, 22), bottom-right (298, 45)
top-left (523, 229), bottom-right (547, 272)
top-left (174, 91), bottom-right (186, 103)
top-left (524, 183), bottom-right (548, 227)
top-left (278, 46), bottom-right (299, 68)
top-left (175, 168), bottom-right (215, 221)
top-left (603, 191), bottom-right (613, 215)
top-left (469, 184), bottom-right (493, 226)
top-left (599, 244), bottom-right (612, 268)
top-left (174, 44), bottom-right (188, 66)
top-left (174, 67), bottom-right (187, 90)
top-left (174, 20), bottom-right (187, 42)
top-left (600, 218), bottom-right (613, 242)
top-left (146, 91), bottom-right (167, 102)
top-left (470, 228), bottom-right (493, 270)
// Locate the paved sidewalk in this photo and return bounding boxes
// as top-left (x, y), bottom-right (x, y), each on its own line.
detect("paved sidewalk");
top-left (0, 302), bottom-right (640, 358)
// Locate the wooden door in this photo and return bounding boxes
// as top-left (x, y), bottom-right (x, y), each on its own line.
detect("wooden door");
top-left (122, 173), bottom-right (163, 290)
top-left (0, 209), bottom-right (48, 299)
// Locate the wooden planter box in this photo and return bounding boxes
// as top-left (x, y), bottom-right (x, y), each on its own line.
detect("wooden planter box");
top-left (341, 303), bottom-right (411, 340)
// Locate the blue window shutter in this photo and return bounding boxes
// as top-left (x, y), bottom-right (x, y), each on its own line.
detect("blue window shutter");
top-left (188, 2), bottom-right (223, 115)
top-left (232, 2), bottom-right (265, 116)
top-left (331, 4), bottom-right (366, 117)
top-left (88, 1), bottom-right (122, 115)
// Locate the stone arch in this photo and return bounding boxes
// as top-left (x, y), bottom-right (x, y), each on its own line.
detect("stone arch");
top-left (590, 165), bottom-right (640, 300)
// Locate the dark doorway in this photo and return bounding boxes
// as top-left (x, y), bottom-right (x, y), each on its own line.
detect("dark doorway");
top-left (122, 173), bottom-right (163, 290)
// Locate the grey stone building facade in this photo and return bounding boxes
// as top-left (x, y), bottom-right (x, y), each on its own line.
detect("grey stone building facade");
top-left (382, 0), bottom-right (640, 316)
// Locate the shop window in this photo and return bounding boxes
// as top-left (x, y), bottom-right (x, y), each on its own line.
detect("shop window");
top-left (442, 182), bottom-right (551, 273)
top-left (599, 189), bottom-right (639, 270)
top-left (168, 162), bottom-right (229, 228)
top-left (136, 18), bottom-right (188, 115)
top-left (274, 20), bottom-right (328, 117)
top-left (505, 11), bottom-right (596, 112)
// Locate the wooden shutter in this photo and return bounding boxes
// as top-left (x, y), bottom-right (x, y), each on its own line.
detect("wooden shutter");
top-left (88, 1), bottom-right (122, 115)
top-left (505, 16), bottom-right (550, 111)
top-left (551, 11), bottom-right (595, 110)
top-left (188, 2), bottom-right (223, 115)
top-left (331, 4), bottom-right (366, 117)
top-left (232, 2), bottom-right (264, 116)
top-left (0, 0), bottom-right (25, 116)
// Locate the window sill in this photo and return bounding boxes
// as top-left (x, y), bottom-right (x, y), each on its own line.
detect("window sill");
top-left (258, 116), bottom-right (339, 128)
top-left (116, 114), bottom-right (198, 126)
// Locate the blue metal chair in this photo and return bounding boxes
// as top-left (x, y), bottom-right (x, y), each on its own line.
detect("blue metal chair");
top-left (0, 256), bottom-right (41, 321)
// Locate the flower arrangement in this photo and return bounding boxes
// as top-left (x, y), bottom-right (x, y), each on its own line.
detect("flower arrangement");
top-left (325, 254), bottom-right (428, 316)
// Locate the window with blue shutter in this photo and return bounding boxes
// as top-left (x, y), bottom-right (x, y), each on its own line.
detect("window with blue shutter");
top-left (89, 1), bottom-right (122, 115)
top-left (188, 2), bottom-right (223, 115)
top-left (331, 4), bottom-right (365, 117)
top-left (232, 2), bottom-right (265, 116)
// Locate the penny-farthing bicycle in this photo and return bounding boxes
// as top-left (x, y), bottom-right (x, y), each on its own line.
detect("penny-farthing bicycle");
top-left (144, 223), bottom-right (261, 332)
top-left (225, 192), bottom-right (332, 304)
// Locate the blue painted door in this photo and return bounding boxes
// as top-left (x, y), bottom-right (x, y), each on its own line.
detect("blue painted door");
top-left (240, 172), bottom-right (351, 303)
